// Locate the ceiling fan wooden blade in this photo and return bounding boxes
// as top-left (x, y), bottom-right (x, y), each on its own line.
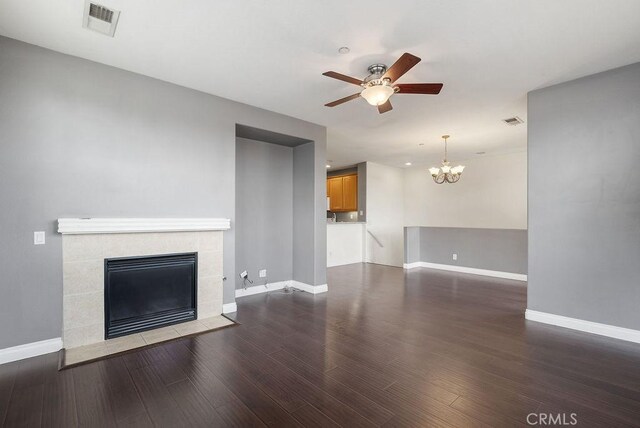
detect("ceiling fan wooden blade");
top-left (395, 83), bottom-right (443, 94)
top-left (382, 53), bottom-right (421, 82)
top-left (378, 100), bottom-right (393, 114)
top-left (322, 71), bottom-right (364, 86)
top-left (325, 93), bottom-right (361, 107)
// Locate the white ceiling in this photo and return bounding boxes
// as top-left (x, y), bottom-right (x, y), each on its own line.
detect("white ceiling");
top-left (1, 0), bottom-right (639, 169)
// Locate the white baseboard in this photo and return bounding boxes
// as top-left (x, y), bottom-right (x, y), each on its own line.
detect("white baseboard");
top-left (222, 302), bottom-right (237, 314)
top-left (403, 262), bottom-right (424, 270)
top-left (403, 261), bottom-right (527, 282)
top-left (291, 281), bottom-right (328, 294)
top-left (0, 337), bottom-right (63, 365)
top-left (235, 280), bottom-right (328, 299)
top-left (525, 309), bottom-right (640, 344)
top-left (235, 281), bottom-right (288, 298)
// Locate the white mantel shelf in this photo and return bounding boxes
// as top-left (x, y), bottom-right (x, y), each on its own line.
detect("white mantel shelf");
top-left (57, 218), bottom-right (231, 235)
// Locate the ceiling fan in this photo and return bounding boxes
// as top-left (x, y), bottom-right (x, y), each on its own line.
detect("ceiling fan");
top-left (322, 52), bottom-right (443, 114)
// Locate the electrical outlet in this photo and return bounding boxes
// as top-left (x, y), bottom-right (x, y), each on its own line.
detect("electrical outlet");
top-left (259, 269), bottom-right (267, 278)
top-left (34, 231), bottom-right (45, 245)
top-left (452, 253), bottom-right (458, 261)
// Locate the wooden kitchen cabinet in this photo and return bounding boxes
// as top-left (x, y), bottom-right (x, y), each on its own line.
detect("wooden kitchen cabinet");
top-left (328, 177), bottom-right (344, 211)
top-left (342, 175), bottom-right (358, 211)
top-left (327, 174), bottom-right (357, 212)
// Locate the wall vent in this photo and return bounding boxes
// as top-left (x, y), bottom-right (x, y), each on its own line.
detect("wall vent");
top-left (83, 1), bottom-right (120, 37)
top-left (503, 116), bottom-right (524, 126)
top-left (89, 4), bottom-right (114, 23)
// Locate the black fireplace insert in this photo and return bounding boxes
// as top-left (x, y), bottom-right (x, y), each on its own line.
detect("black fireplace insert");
top-left (104, 252), bottom-right (197, 339)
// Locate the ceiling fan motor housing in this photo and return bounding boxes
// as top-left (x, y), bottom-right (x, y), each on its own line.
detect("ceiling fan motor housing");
top-left (363, 64), bottom-right (398, 93)
top-left (366, 63), bottom-right (388, 77)
top-left (364, 64), bottom-right (389, 85)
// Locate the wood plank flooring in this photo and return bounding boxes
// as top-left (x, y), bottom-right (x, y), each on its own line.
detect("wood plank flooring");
top-left (2, 263), bottom-right (640, 427)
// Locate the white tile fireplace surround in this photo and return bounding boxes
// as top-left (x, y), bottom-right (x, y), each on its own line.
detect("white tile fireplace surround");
top-left (58, 218), bottom-right (230, 349)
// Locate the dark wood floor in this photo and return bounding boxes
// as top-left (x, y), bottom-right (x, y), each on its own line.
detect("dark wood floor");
top-left (2, 263), bottom-right (640, 427)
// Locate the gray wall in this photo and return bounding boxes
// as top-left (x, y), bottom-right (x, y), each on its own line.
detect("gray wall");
top-left (312, 140), bottom-right (328, 285)
top-left (357, 162), bottom-right (367, 222)
top-left (405, 227), bottom-right (528, 274)
top-left (528, 62), bottom-right (640, 330)
top-left (235, 138), bottom-right (293, 288)
top-left (293, 143), bottom-right (316, 285)
top-left (404, 227), bottom-right (422, 264)
top-left (327, 167), bottom-right (357, 177)
top-left (0, 36), bottom-right (327, 349)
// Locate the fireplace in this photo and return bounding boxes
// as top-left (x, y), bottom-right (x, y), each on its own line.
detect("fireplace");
top-left (58, 218), bottom-right (228, 349)
top-left (105, 252), bottom-right (197, 339)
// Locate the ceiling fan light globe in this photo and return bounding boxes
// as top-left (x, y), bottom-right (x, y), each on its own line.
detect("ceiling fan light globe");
top-left (361, 85), bottom-right (394, 106)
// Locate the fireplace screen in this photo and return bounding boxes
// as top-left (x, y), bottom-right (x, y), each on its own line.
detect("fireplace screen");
top-left (104, 253), bottom-right (197, 339)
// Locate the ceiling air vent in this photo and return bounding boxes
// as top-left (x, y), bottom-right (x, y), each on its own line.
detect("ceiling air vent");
top-left (503, 116), bottom-right (524, 126)
top-left (83, 1), bottom-right (120, 37)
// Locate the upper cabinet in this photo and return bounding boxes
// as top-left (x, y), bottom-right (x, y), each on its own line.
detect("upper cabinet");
top-left (342, 175), bottom-right (358, 211)
top-left (328, 177), bottom-right (344, 211)
top-left (327, 174), bottom-right (358, 212)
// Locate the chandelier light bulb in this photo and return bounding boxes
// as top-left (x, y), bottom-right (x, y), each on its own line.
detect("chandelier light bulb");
top-left (429, 167), bottom-right (440, 176)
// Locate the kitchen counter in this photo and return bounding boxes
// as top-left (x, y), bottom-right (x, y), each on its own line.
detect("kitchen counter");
top-left (327, 221), bottom-right (367, 225)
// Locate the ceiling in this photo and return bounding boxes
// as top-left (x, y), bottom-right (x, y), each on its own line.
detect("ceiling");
top-left (1, 0), bottom-right (639, 169)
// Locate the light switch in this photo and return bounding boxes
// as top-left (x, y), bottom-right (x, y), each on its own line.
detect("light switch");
top-left (34, 231), bottom-right (45, 245)
top-left (452, 253), bottom-right (458, 261)
top-left (259, 269), bottom-right (267, 278)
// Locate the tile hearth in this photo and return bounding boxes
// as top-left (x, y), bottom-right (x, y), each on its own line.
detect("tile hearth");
top-left (62, 315), bottom-right (235, 367)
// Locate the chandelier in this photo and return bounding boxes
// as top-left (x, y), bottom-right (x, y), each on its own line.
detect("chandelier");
top-left (429, 135), bottom-right (465, 184)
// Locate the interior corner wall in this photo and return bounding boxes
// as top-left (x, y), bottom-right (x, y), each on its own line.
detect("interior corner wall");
top-left (0, 35), bottom-right (327, 349)
top-left (235, 138), bottom-right (293, 289)
top-left (528, 62), bottom-right (640, 330)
